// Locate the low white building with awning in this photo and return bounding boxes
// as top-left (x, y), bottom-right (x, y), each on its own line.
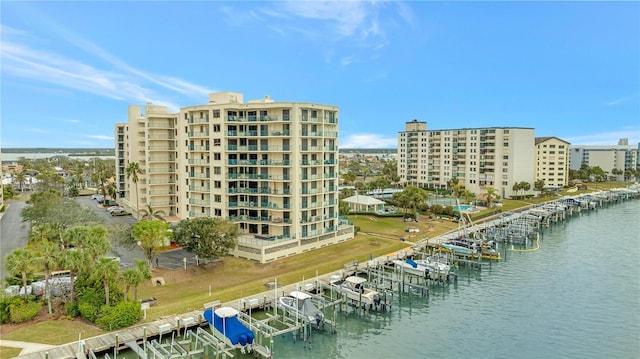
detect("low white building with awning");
top-left (343, 194), bottom-right (386, 213)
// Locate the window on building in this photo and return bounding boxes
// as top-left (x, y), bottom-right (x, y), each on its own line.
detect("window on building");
top-left (214, 181), bottom-right (221, 188)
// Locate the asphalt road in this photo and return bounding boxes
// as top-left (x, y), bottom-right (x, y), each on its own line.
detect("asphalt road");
top-left (1, 195), bottom-right (198, 283)
top-left (0, 200), bottom-right (29, 279)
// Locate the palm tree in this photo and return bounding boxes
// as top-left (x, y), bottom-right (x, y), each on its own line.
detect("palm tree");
top-left (82, 226), bottom-right (111, 261)
top-left (126, 162), bottom-right (142, 215)
top-left (106, 181), bottom-right (118, 202)
top-left (392, 191), bottom-right (410, 216)
top-left (63, 249), bottom-right (90, 302)
top-left (138, 205), bottom-right (166, 221)
top-left (4, 248), bottom-right (37, 302)
top-left (62, 226), bottom-right (87, 249)
top-left (133, 258), bottom-right (152, 301)
top-left (36, 241), bottom-right (62, 313)
top-left (484, 187), bottom-right (499, 208)
top-left (91, 257), bottom-right (120, 306)
top-left (405, 185), bottom-right (429, 218)
top-left (14, 170), bottom-right (27, 192)
top-left (460, 189), bottom-right (474, 204)
top-left (122, 258), bottom-right (152, 301)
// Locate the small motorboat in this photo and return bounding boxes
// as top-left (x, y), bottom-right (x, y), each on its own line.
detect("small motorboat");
top-left (278, 290), bottom-right (325, 329)
top-left (329, 276), bottom-right (384, 309)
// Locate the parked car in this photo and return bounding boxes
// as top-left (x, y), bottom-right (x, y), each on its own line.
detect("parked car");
top-left (92, 194), bottom-right (104, 201)
top-left (110, 208), bottom-right (128, 216)
top-left (106, 206), bottom-right (124, 213)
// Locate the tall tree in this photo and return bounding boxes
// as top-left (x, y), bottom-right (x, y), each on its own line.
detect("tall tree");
top-left (91, 257), bottom-right (120, 306)
top-left (4, 248), bottom-right (37, 302)
top-left (14, 170), bottom-right (27, 192)
top-left (172, 218), bottom-right (239, 260)
top-left (62, 249), bottom-right (91, 302)
top-left (404, 185), bottom-right (429, 217)
top-left (133, 259), bottom-right (151, 301)
top-left (36, 240), bottom-right (62, 313)
top-left (132, 220), bottom-right (171, 267)
top-left (82, 226), bottom-right (111, 261)
top-left (121, 259), bottom-right (151, 301)
top-left (392, 190), bottom-right (410, 215)
top-left (121, 268), bottom-right (141, 302)
top-left (460, 189), bottom-right (474, 204)
top-left (483, 187), bottom-right (499, 208)
top-left (138, 205), bottom-right (166, 221)
top-left (126, 162), bottom-right (142, 215)
top-left (534, 179), bottom-right (546, 196)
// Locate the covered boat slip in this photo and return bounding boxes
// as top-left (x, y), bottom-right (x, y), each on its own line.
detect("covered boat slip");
top-left (204, 307), bottom-right (255, 347)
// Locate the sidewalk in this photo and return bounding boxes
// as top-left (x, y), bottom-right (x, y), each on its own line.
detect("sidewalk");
top-left (0, 339), bottom-right (55, 355)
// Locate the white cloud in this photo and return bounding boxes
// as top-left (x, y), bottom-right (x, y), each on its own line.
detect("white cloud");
top-left (340, 133), bottom-right (397, 148)
top-left (1, 24), bottom-right (211, 109)
top-left (564, 127), bottom-right (640, 146)
top-left (605, 94), bottom-right (637, 106)
top-left (85, 135), bottom-right (114, 141)
top-left (256, 1), bottom-right (411, 66)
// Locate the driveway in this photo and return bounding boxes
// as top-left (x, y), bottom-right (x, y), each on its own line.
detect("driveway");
top-left (0, 201), bottom-right (29, 280)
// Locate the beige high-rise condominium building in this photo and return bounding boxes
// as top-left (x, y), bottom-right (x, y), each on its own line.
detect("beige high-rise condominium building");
top-left (568, 139), bottom-right (639, 175)
top-left (115, 92), bottom-right (353, 263)
top-left (534, 137), bottom-right (570, 189)
top-left (397, 120), bottom-right (536, 200)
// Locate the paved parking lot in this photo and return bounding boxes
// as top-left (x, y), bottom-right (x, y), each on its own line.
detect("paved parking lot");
top-left (75, 196), bottom-right (198, 270)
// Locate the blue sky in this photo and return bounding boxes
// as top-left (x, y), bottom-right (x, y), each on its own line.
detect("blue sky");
top-left (1, 1), bottom-right (638, 149)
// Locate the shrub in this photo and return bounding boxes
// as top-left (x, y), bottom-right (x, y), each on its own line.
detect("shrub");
top-left (95, 301), bottom-right (142, 331)
top-left (0, 296), bottom-right (22, 324)
top-left (9, 301), bottom-right (41, 323)
top-left (78, 302), bottom-right (99, 322)
top-left (65, 302), bottom-right (80, 317)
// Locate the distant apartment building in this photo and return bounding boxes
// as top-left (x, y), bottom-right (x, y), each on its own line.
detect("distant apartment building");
top-left (115, 92), bottom-right (353, 263)
top-left (397, 120), bottom-right (536, 199)
top-left (534, 137), bottom-right (570, 189)
top-left (568, 138), bottom-right (639, 174)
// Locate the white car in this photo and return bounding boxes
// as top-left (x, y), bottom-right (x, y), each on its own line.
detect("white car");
top-left (107, 206), bottom-right (124, 213)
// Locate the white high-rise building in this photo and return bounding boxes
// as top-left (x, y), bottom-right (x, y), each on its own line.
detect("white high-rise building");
top-left (116, 92), bottom-right (353, 263)
top-left (398, 120), bottom-right (536, 199)
top-left (569, 139), bottom-right (639, 174)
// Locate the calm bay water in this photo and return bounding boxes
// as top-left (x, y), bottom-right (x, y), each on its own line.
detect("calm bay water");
top-left (270, 199), bottom-right (640, 359)
top-left (110, 199), bottom-right (639, 359)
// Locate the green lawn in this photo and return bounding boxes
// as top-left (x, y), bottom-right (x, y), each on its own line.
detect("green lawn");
top-left (0, 346), bottom-right (22, 359)
top-left (2, 321), bottom-right (103, 344)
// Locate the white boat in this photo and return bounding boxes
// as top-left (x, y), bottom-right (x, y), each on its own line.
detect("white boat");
top-left (203, 307), bottom-right (254, 353)
top-left (329, 276), bottom-right (383, 308)
top-left (278, 290), bottom-right (325, 328)
top-left (394, 257), bottom-right (451, 281)
top-left (392, 258), bottom-right (429, 277)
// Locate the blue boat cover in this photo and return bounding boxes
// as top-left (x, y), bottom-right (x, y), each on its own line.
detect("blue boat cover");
top-left (204, 309), bottom-right (255, 346)
top-left (405, 258), bottom-right (418, 268)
